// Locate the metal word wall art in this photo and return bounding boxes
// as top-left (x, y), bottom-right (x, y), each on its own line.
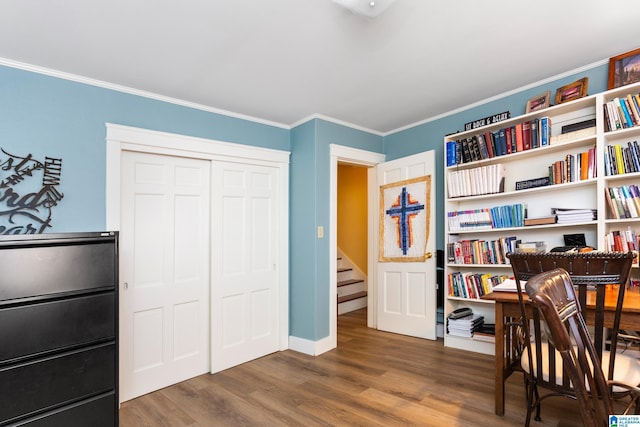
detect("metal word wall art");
top-left (0, 149), bottom-right (64, 234)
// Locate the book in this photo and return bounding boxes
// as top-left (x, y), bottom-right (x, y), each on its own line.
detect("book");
top-left (524, 216), bottom-right (556, 226)
top-left (530, 118), bottom-right (539, 148)
top-left (522, 121), bottom-right (531, 150)
top-left (446, 141), bottom-right (457, 166)
top-left (517, 241), bottom-right (547, 253)
top-left (488, 133), bottom-right (499, 159)
top-left (561, 118), bottom-right (596, 134)
top-left (492, 279), bottom-right (524, 293)
top-left (514, 122), bottom-right (523, 152)
top-left (540, 117), bottom-right (551, 146)
top-left (515, 176), bottom-right (550, 191)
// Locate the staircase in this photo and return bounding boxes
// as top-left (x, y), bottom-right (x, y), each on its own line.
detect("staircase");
top-left (337, 250), bottom-right (367, 315)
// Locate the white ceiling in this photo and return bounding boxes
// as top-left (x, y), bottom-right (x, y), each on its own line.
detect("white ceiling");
top-left (0, 0), bottom-right (639, 134)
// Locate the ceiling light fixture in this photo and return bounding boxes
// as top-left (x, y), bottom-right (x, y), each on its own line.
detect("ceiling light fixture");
top-left (332, 0), bottom-right (396, 18)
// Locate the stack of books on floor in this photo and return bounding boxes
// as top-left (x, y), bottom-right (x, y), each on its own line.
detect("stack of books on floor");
top-left (447, 308), bottom-right (484, 338)
top-left (552, 208), bottom-right (597, 224)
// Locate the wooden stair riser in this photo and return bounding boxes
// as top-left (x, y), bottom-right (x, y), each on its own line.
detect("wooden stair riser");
top-left (337, 295), bottom-right (367, 315)
top-left (337, 280), bottom-right (365, 297)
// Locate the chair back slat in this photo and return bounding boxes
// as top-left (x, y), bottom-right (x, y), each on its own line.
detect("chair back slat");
top-left (525, 268), bottom-right (615, 427)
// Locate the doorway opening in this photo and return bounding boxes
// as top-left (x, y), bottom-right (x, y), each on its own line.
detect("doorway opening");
top-left (329, 144), bottom-right (385, 351)
top-left (336, 163), bottom-right (369, 318)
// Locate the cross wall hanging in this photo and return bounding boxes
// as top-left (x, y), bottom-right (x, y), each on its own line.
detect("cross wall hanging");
top-left (379, 175), bottom-right (431, 262)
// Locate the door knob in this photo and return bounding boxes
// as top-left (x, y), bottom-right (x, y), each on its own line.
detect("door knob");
top-left (424, 252), bottom-right (433, 259)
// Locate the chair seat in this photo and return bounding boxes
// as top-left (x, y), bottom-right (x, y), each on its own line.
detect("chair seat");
top-left (521, 342), bottom-right (640, 392)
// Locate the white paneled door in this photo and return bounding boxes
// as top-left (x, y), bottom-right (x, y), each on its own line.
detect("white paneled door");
top-left (210, 161), bottom-right (280, 373)
top-left (120, 151), bottom-right (210, 402)
top-left (375, 150), bottom-right (437, 339)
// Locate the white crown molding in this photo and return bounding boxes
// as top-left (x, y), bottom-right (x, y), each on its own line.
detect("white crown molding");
top-left (290, 113), bottom-right (384, 136)
top-left (386, 58), bottom-right (610, 135)
top-left (1, 56), bottom-right (611, 138)
top-left (0, 57), bottom-right (290, 130)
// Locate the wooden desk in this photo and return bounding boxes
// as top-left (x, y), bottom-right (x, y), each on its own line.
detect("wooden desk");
top-left (483, 288), bottom-right (640, 416)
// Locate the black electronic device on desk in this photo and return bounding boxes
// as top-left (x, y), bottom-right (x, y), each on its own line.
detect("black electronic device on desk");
top-left (550, 233), bottom-right (593, 253)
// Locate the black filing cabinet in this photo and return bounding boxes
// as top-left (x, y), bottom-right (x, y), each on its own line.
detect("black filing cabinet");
top-left (0, 232), bottom-right (118, 426)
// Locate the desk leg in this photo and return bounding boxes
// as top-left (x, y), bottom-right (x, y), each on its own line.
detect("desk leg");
top-left (495, 301), bottom-right (505, 416)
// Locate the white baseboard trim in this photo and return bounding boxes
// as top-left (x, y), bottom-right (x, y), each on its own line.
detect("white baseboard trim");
top-left (288, 335), bottom-right (335, 356)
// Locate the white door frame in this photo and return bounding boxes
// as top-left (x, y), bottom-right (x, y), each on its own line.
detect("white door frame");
top-left (328, 144), bottom-right (385, 352)
top-left (105, 123), bottom-right (291, 356)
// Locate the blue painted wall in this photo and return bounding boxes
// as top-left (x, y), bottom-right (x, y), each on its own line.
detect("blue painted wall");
top-left (289, 118), bottom-right (383, 339)
top-left (0, 65), bottom-right (288, 233)
top-left (0, 60), bottom-right (612, 344)
top-left (383, 63), bottom-right (609, 252)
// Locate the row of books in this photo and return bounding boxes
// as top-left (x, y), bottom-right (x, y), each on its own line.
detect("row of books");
top-left (604, 227), bottom-right (640, 257)
top-left (604, 141), bottom-right (640, 176)
top-left (605, 185), bottom-right (640, 219)
top-left (447, 236), bottom-right (519, 265)
top-left (548, 147), bottom-right (597, 184)
top-left (447, 271), bottom-right (509, 299)
top-left (446, 164), bottom-right (505, 198)
top-left (445, 117), bottom-right (552, 166)
top-left (603, 93), bottom-right (640, 132)
top-left (447, 203), bottom-right (526, 231)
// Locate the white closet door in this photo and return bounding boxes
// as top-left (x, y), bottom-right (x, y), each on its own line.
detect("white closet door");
top-left (119, 151), bottom-right (210, 401)
top-left (210, 161), bottom-right (280, 373)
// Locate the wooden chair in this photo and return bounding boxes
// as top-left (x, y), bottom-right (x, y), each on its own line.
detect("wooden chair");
top-left (524, 267), bottom-right (640, 427)
top-left (506, 251), bottom-right (640, 426)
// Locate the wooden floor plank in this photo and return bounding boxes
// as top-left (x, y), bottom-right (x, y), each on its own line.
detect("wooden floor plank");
top-left (120, 308), bottom-right (583, 426)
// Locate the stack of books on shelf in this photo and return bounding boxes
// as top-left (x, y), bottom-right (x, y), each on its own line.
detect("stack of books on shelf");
top-left (447, 204), bottom-right (526, 231)
top-left (447, 271), bottom-right (509, 299)
top-left (604, 141), bottom-right (640, 176)
top-left (516, 241), bottom-right (547, 253)
top-left (446, 164), bottom-right (505, 198)
top-left (552, 207), bottom-right (597, 224)
top-left (447, 236), bottom-right (519, 265)
top-left (604, 227), bottom-right (639, 259)
top-left (445, 117), bottom-right (552, 166)
top-left (603, 93), bottom-right (640, 132)
top-left (549, 146), bottom-right (596, 184)
top-left (605, 185), bottom-right (640, 219)
top-left (473, 323), bottom-right (496, 343)
top-left (447, 310), bottom-right (485, 339)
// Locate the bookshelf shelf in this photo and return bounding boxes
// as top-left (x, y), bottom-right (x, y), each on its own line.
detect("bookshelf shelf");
top-left (446, 263), bottom-right (512, 268)
top-left (443, 80), bottom-right (640, 355)
top-left (446, 177), bottom-right (597, 204)
top-left (449, 221), bottom-right (597, 236)
top-left (604, 218), bottom-right (640, 224)
top-left (604, 171), bottom-right (640, 182)
top-left (447, 295), bottom-right (495, 304)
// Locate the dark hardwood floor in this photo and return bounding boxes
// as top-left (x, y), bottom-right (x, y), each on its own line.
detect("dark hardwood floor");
top-left (119, 309), bottom-right (583, 426)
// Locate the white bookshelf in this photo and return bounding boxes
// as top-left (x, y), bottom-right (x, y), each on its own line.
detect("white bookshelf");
top-left (443, 81), bottom-right (640, 355)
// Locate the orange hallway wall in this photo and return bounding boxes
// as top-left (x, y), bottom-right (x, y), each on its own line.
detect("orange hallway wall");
top-left (337, 164), bottom-right (368, 273)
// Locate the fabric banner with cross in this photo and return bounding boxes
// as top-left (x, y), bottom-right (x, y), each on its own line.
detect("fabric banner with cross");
top-left (379, 175), bottom-right (431, 262)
